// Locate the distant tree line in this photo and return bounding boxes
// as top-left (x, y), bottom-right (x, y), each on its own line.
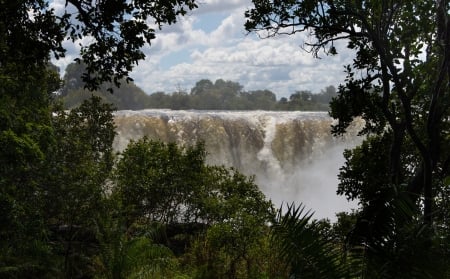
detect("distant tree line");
top-left (59, 62), bottom-right (337, 111)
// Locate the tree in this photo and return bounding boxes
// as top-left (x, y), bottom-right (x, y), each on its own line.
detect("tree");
top-left (61, 61), bottom-right (89, 94)
top-left (0, 59), bottom-right (61, 277)
top-left (270, 204), bottom-right (357, 279)
top-left (191, 79), bottom-right (215, 97)
top-left (94, 233), bottom-right (182, 279)
top-left (60, 62), bottom-right (151, 109)
top-left (114, 138), bottom-right (276, 278)
top-left (245, 0), bottom-right (450, 277)
top-left (317, 85), bottom-right (337, 104)
top-left (187, 166), bottom-right (275, 279)
top-left (242, 90), bottom-right (277, 110)
top-left (114, 138), bottom-right (206, 226)
top-left (45, 96), bottom-right (116, 277)
top-left (289, 90), bottom-right (312, 109)
top-left (1, 1), bottom-right (199, 274)
top-left (147, 91), bottom-right (172, 108)
top-left (245, 0), bottom-right (449, 223)
top-left (1, 0), bottom-right (198, 91)
top-left (190, 79), bottom-right (244, 110)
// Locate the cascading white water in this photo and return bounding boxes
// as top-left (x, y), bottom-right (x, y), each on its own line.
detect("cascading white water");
top-left (113, 110), bottom-right (362, 220)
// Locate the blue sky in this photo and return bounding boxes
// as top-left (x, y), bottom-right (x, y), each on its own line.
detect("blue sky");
top-left (50, 0), bottom-right (354, 99)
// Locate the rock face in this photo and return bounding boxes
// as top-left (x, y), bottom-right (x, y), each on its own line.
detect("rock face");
top-left (113, 110), bottom-right (363, 219)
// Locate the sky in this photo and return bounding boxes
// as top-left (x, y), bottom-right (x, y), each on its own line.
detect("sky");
top-left (50, 0), bottom-right (355, 99)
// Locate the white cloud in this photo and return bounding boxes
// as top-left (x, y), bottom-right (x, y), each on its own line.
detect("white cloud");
top-left (50, 0), bottom-right (354, 98)
top-left (208, 12), bottom-right (245, 44)
top-left (129, 0), bottom-right (355, 98)
top-left (194, 0), bottom-right (252, 14)
top-left (48, 0), bottom-right (67, 15)
top-left (132, 26), bottom-right (352, 98)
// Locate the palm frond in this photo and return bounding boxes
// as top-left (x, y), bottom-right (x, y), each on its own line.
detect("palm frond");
top-left (271, 203), bottom-right (356, 279)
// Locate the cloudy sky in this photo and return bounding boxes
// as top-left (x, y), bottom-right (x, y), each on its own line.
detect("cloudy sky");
top-left (51, 0), bottom-right (355, 99)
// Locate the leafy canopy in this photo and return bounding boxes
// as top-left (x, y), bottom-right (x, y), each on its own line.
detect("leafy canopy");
top-left (245, 0), bottom-right (450, 277)
top-left (245, 0), bottom-right (450, 224)
top-left (1, 0), bottom-right (198, 91)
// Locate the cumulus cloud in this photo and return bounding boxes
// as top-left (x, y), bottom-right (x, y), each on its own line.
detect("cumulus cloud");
top-left (129, 1), bottom-right (355, 98)
top-left (132, 24), bottom-right (352, 98)
top-left (194, 0), bottom-right (252, 14)
top-left (48, 0), bottom-right (68, 15)
top-left (50, 0), bottom-right (354, 98)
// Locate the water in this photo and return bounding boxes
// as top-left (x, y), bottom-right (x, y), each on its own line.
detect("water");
top-left (113, 110), bottom-right (362, 220)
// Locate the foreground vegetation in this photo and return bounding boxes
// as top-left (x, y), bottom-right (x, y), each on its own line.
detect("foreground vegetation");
top-left (2, 93), bottom-right (449, 278)
top-left (0, 95), bottom-right (355, 278)
top-left (1, 0), bottom-right (450, 278)
top-left (245, 0), bottom-right (450, 277)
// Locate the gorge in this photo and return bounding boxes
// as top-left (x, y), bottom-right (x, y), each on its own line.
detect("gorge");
top-left (113, 110), bottom-right (363, 219)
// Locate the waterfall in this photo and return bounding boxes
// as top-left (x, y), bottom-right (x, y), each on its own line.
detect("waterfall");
top-left (113, 110), bottom-right (362, 220)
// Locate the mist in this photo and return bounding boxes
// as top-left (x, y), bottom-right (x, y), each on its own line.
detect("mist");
top-left (114, 109), bottom-right (362, 221)
top-left (255, 141), bottom-right (359, 221)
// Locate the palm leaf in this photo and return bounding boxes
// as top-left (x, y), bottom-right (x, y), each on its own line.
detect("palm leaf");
top-left (270, 203), bottom-right (356, 279)
top-left (350, 186), bottom-right (447, 278)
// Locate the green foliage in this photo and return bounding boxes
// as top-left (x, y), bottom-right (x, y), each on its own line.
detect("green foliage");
top-left (349, 187), bottom-right (447, 279)
top-left (185, 167), bottom-right (275, 279)
top-left (195, 167), bottom-right (274, 224)
top-left (114, 137), bottom-right (276, 278)
top-left (59, 62), bottom-right (151, 110)
top-left (3, 0), bottom-right (198, 91)
top-left (94, 234), bottom-right (181, 279)
top-left (6, 0), bottom-right (450, 277)
top-left (337, 135), bottom-right (393, 205)
top-left (2, 0), bottom-right (295, 278)
top-left (0, 1), bottom-right (65, 68)
top-left (246, 0), bottom-right (450, 277)
top-left (270, 204), bottom-right (357, 279)
top-left (43, 96), bottom-right (116, 277)
top-left (114, 138), bottom-right (206, 225)
top-left (0, 59), bottom-right (59, 277)
top-left (47, 96), bottom-right (116, 214)
top-left (59, 61), bottom-right (337, 111)
top-left (60, 70), bottom-right (337, 111)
